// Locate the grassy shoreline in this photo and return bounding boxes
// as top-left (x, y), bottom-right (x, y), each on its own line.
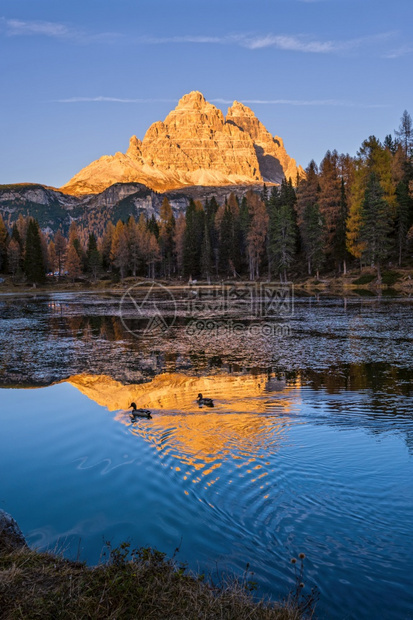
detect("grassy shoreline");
top-left (0, 542), bottom-right (315, 619)
top-left (0, 267), bottom-right (412, 296)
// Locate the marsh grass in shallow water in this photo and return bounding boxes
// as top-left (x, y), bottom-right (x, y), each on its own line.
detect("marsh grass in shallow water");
top-left (0, 542), bottom-right (317, 620)
top-left (381, 271), bottom-right (402, 286)
top-left (288, 554), bottom-right (319, 618)
top-left (351, 274), bottom-right (376, 285)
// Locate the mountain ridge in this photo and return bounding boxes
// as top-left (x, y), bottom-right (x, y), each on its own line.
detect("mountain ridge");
top-left (0, 180), bottom-right (264, 236)
top-left (60, 91), bottom-right (303, 195)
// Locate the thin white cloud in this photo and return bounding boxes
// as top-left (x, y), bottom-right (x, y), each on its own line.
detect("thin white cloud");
top-left (138, 32), bottom-right (333, 52)
top-left (138, 31), bottom-right (397, 55)
top-left (55, 96), bottom-right (389, 109)
top-left (6, 18), bottom-right (70, 38)
top-left (382, 45), bottom-right (413, 59)
top-left (238, 32), bottom-right (396, 54)
top-left (55, 97), bottom-right (178, 103)
top-left (139, 35), bottom-right (225, 45)
top-left (1, 17), bottom-right (121, 43)
top-left (212, 99), bottom-right (389, 108)
top-left (3, 18), bottom-right (398, 56)
top-left (3, 18), bottom-right (79, 39)
top-left (244, 34), bottom-right (335, 53)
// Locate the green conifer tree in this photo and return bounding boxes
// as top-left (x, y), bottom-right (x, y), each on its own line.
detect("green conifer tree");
top-left (147, 214), bottom-right (159, 239)
top-left (359, 172), bottom-right (392, 280)
top-left (10, 222), bottom-right (23, 274)
top-left (183, 200), bottom-right (204, 278)
top-left (24, 219), bottom-right (45, 284)
top-left (384, 134), bottom-right (398, 155)
top-left (218, 205), bottom-right (233, 275)
top-left (302, 203), bottom-right (326, 278)
top-left (239, 195), bottom-right (251, 274)
top-left (159, 198), bottom-right (175, 277)
top-left (87, 233), bottom-right (101, 280)
top-left (270, 202), bottom-right (296, 282)
top-left (201, 222), bottom-right (213, 282)
top-left (205, 196), bottom-right (219, 275)
top-left (0, 215), bottom-right (9, 273)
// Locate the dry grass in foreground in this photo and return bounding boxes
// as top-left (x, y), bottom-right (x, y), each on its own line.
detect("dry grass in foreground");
top-left (0, 543), bottom-right (317, 619)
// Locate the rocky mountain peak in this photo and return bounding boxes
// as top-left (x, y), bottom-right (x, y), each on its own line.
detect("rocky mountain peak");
top-left (227, 100), bottom-right (257, 119)
top-left (176, 90), bottom-right (207, 110)
top-left (163, 91), bottom-right (225, 129)
top-left (126, 135), bottom-right (142, 160)
top-left (60, 91), bottom-right (302, 195)
top-left (226, 103), bottom-right (269, 142)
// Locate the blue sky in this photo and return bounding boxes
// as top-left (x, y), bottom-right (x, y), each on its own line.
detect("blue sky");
top-left (1, 0), bottom-right (412, 188)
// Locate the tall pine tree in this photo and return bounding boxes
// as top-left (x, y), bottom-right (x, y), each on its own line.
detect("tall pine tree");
top-left (269, 202), bottom-right (296, 282)
top-left (24, 219), bottom-right (45, 284)
top-left (302, 203), bottom-right (326, 278)
top-left (183, 199), bottom-right (204, 278)
top-left (335, 178), bottom-right (349, 274)
top-left (86, 233), bottom-right (101, 280)
top-left (347, 136), bottom-right (395, 260)
top-left (395, 110), bottom-right (413, 158)
top-left (0, 215), bottom-right (9, 273)
top-left (359, 172), bottom-right (392, 280)
top-left (319, 150), bottom-right (342, 262)
top-left (159, 198), bottom-right (175, 278)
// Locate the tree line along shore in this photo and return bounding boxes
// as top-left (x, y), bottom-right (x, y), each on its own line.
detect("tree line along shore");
top-left (0, 111), bottom-right (412, 288)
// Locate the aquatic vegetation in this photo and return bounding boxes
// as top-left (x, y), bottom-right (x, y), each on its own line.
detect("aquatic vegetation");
top-left (351, 274), bottom-right (376, 285)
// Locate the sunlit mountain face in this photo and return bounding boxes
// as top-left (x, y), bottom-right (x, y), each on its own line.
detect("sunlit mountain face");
top-left (60, 91), bottom-right (303, 196)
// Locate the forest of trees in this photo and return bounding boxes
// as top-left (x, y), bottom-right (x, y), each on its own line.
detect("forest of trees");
top-left (0, 111), bottom-right (412, 284)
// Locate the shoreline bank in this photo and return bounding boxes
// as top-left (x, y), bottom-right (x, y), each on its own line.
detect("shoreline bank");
top-left (0, 267), bottom-right (412, 297)
top-left (0, 510), bottom-right (312, 619)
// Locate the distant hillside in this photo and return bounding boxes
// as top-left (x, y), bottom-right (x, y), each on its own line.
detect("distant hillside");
top-left (0, 181), bottom-right (264, 237)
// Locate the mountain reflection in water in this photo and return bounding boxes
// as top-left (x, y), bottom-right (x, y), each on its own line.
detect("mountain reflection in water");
top-left (67, 372), bottom-right (298, 487)
top-left (1, 293), bottom-right (413, 620)
top-left (127, 412), bottom-right (287, 493)
top-left (68, 371), bottom-right (299, 413)
top-left (63, 365), bottom-right (412, 451)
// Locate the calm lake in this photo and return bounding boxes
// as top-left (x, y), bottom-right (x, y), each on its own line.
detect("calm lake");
top-left (0, 289), bottom-right (412, 619)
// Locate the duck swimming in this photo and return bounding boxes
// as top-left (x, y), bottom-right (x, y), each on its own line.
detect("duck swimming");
top-left (197, 393), bottom-right (214, 407)
top-left (129, 402), bottom-right (152, 419)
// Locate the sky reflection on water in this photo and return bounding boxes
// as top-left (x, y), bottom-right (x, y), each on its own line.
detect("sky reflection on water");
top-left (0, 292), bottom-right (413, 619)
